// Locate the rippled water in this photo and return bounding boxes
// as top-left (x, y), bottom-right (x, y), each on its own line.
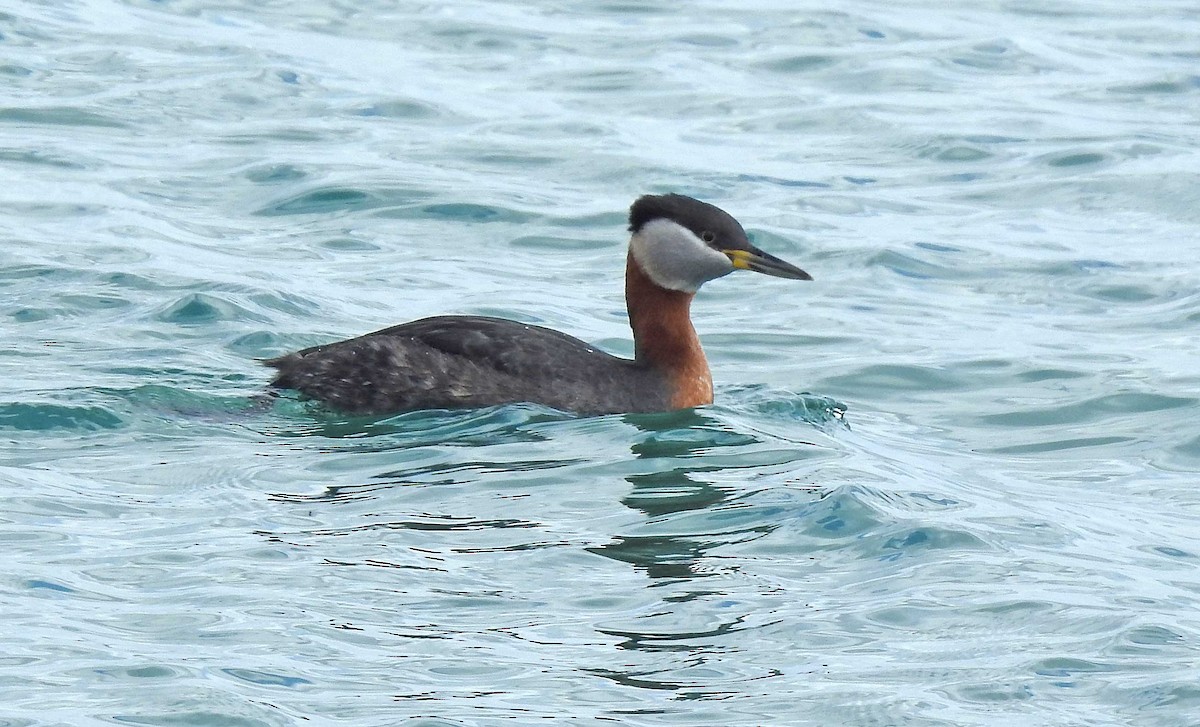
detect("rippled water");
top-left (3, 0), bottom-right (1200, 725)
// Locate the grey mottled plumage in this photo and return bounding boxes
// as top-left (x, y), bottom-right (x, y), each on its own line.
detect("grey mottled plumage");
top-left (267, 316), bottom-right (670, 415)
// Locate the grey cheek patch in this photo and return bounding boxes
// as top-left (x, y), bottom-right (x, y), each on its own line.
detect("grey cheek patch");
top-left (631, 219), bottom-right (735, 293)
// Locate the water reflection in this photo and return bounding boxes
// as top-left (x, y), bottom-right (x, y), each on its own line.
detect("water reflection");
top-left (259, 395), bottom-right (840, 702)
top-left (588, 408), bottom-right (779, 579)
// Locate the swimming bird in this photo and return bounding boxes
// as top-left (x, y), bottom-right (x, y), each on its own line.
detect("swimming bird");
top-left (266, 194), bottom-right (811, 415)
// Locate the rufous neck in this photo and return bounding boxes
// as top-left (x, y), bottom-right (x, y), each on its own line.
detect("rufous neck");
top-left (625, 251), bottom-right (713, 408)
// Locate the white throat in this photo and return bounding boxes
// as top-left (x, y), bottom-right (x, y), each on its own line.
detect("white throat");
top-left (629, 218), bottom-right (734, 293)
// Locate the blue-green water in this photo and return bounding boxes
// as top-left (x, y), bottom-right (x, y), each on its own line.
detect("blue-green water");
top-left (3, 0), bottom-right (1200, 725)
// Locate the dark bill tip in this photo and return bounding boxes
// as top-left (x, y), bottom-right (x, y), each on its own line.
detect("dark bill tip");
top-left (727, 246), bottom-right (812, 281)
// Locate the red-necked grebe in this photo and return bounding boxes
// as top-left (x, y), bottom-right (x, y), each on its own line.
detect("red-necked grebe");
top-left (266, 194), bottom-right (811, 415)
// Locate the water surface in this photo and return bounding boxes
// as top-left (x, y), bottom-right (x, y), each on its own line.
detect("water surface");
top-left (2, 1), bottom-right (1199, 725)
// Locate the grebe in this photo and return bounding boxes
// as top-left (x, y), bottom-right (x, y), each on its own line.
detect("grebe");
top-left (267, 194), bottom-right (811, 415)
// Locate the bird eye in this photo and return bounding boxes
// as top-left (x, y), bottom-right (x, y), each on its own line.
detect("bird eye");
top-left (700, 230), bottom-right (716, 244)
